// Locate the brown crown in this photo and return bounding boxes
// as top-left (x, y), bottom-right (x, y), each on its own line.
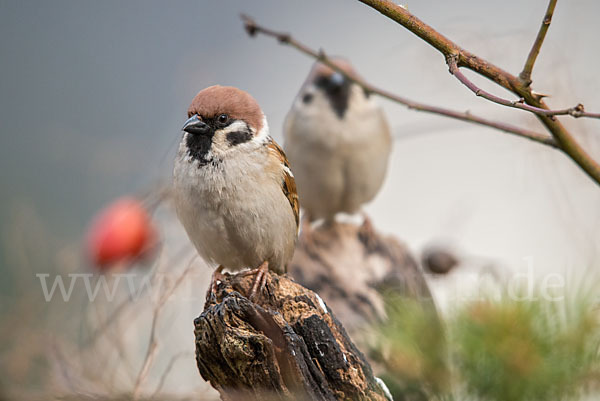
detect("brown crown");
top-left (187, 85), bottom-right (264, 132)
top-left (309, 57), bottom-right (358, 81)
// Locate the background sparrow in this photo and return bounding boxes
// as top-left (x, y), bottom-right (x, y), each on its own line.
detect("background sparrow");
top-left (284, 59), bottom-right (391, 223)
top-left (173, 85), bottom-right (299, 293)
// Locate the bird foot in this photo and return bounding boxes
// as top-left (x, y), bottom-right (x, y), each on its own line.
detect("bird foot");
top-left (358, 214), bottom-right (379, 253)
top-left (206, 265), bottom-right (225, 304)
top-left (240, 261), bottom-right (269, 301)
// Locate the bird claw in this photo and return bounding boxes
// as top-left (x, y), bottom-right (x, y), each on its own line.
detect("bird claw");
top-left (241, 261), bottom-right (270, 302)
top-left (358, 214), bottom-right (379, 253)
top-left (206, 265), bottom-right (225, 304)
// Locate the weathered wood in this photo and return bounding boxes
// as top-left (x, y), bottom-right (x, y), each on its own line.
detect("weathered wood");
top-left (194, 270), bottom-right (391, 401)
top-left (289, 222), bottom-right (435, 337)
top-left (287, 222), bottom-right (442, 401)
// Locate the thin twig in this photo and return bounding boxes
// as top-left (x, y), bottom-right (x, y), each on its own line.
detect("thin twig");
top-left (241, 14), bottom-right (556, 148)
top-left (106, 306), bottom-right (137, 386)
top-left (150, 351), bottom-right (189, 398)
top-left (519, 0), bottom-right (558, 86)
top-left (356, 0), bottom-right (600, 186)
top-left (84, 245), bottom-right (191, 347)
top-left (132, 258), bottom-right (196, 399)
top-left (447, 56), bottom-right (592, 119)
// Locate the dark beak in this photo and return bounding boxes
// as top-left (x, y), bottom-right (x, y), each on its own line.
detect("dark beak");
top-left (182, 115), bottom-right (210, 135)
top-left (329, 72), bottom-right (345, 89)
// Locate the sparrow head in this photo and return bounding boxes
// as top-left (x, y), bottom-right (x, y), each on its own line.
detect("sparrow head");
top-left (181, 85), bottom-right (267, 165)
top-left (298, 58), bottom-right (369, 119)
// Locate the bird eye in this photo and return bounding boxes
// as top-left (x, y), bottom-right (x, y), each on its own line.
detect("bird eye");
top-left (217, 114), bottom-right (229, 125)
top-left (302, 93), bottom-right (313, 104)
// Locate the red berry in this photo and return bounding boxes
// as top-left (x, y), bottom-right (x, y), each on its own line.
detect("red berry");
top-left (86, 197), bottom-right (155, 269)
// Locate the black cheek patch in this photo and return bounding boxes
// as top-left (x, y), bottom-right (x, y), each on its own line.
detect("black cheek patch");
top-left (226, 130), bottom-right (253, 146)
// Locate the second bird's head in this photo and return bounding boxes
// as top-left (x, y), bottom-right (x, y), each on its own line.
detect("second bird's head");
top-left (296, 57), bottom-right (371, 120)
top-left (180, 85), bottom-right (268, 165)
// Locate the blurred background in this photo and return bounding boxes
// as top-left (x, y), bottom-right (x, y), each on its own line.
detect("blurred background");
top-left (1, 0), bottom-right (599, 399)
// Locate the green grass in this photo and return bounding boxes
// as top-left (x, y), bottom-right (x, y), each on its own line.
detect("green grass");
top-left (371, 288), bottom-right (600, 401)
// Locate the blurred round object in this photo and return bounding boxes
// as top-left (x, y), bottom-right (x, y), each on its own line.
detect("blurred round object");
top-left (422, 245), bottom-right (459, 275)
top-left (86, 197), bottom-right (156, 269)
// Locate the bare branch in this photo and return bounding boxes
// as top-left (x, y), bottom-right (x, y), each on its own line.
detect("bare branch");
top-left (569, 107), bottom-right (600, 119)
top-left (447, 56), bottom-right (594, 119)
top-left (84, 245), bottom-right (191, 348)
top-left (151, 351), bottom-right (189, 398)
top-left (241, 14), bottom-right (557, 148)
top-left (357, 0), bottom-right (599, 119)
top-left (132, 259), bottom-right (196, 399)
top-left (356, 0), bottom-right (600, 186)
top-left (519, 0), bottom-right (558, 86)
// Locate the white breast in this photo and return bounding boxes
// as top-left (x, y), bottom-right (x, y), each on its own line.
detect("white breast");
top-left (173, 136), bottom-right (296, 273)
top-left (284, 85), bottom-right (392, 221)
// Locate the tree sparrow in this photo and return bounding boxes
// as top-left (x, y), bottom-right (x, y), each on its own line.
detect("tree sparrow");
top-left (173, 85), bottom-right (299, 296)
top-left (284, 59), bottom-right (391, 223)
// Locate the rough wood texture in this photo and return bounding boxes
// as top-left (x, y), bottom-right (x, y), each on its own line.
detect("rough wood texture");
top-left (289, 222), bottom-right (435, 336)
top-left (195, 271), bottom-right (391, 401)
top-left (288, 222), bottom-right (442, 401)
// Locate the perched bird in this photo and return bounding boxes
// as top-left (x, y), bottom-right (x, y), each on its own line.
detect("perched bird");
top-left (422, 245), bottom-right (459, 275)
top-left (284, 58), bottom-right (392, 223)
top-left (173, 85), bottom-right (299, 296)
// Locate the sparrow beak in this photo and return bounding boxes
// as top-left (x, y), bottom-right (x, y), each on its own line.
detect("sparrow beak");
top-left (329, 72), bottom-right (345, 88)
top-left (182, 115), bottom-right (210, 135)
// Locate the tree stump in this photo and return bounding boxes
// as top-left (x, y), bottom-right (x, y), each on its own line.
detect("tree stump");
top-left (288, 221), bottom-right (434, 336)
top-left (194, 271), bottom-right (392, 401)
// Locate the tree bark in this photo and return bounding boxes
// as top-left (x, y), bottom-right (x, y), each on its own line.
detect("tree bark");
top-left (194, 270), bottom-right (392, 401)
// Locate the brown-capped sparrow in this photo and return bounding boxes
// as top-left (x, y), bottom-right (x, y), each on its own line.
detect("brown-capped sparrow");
top-left (284, 59), bottom-right (391, 224)
top-left (173, 85), bottom-right (299, 297)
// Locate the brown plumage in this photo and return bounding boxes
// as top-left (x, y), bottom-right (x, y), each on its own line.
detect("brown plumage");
top-left (309, 58), bottom-right (358, 81)
top-left (174, 85), bottom-right (299, 279)
top-left (267, 138), bottom-right (300, 230)
top-left (187, 85), bottom-right (264, 132)
top-left (284, 58), bottom-right (391, 222)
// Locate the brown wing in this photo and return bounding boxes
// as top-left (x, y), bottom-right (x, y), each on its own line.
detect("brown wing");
top-left (267, 138), bottom-right (300, 231)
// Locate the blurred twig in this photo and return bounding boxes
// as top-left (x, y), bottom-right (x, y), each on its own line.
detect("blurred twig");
top-left (132, 257), bottom-right (196, 400)
top-left (241, 14), bottom-right (558, 148)
top-left (151, 351), bottom-right (189, 398)
top-left (84, 244), bottom-right (191, 347)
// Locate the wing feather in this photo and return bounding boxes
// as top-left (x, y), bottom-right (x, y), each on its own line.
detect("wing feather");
top-left (267, 138), bottom-right (300, 231)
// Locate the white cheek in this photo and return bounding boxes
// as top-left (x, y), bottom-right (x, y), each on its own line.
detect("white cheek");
top-left (182, 117), bottom-right (270, 160)
top-left (204, 121), bottom-right (247, 157)
top-left (253, 116), bottom-right (269, 144)
top-left (210, 133), bottom-right (228, 157)
top-left (301, 85), bottom-right (327, 107)
top-left (212, 119), bottom-right (266, 156)
top-left (295, 90), bottom-right (332, 122)
top-left (348, 84), bottom-right (377, 111)
top-left (295, 85), bottom-right (316, 108)
top-left (219, 120), bottom-right (249, 135)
